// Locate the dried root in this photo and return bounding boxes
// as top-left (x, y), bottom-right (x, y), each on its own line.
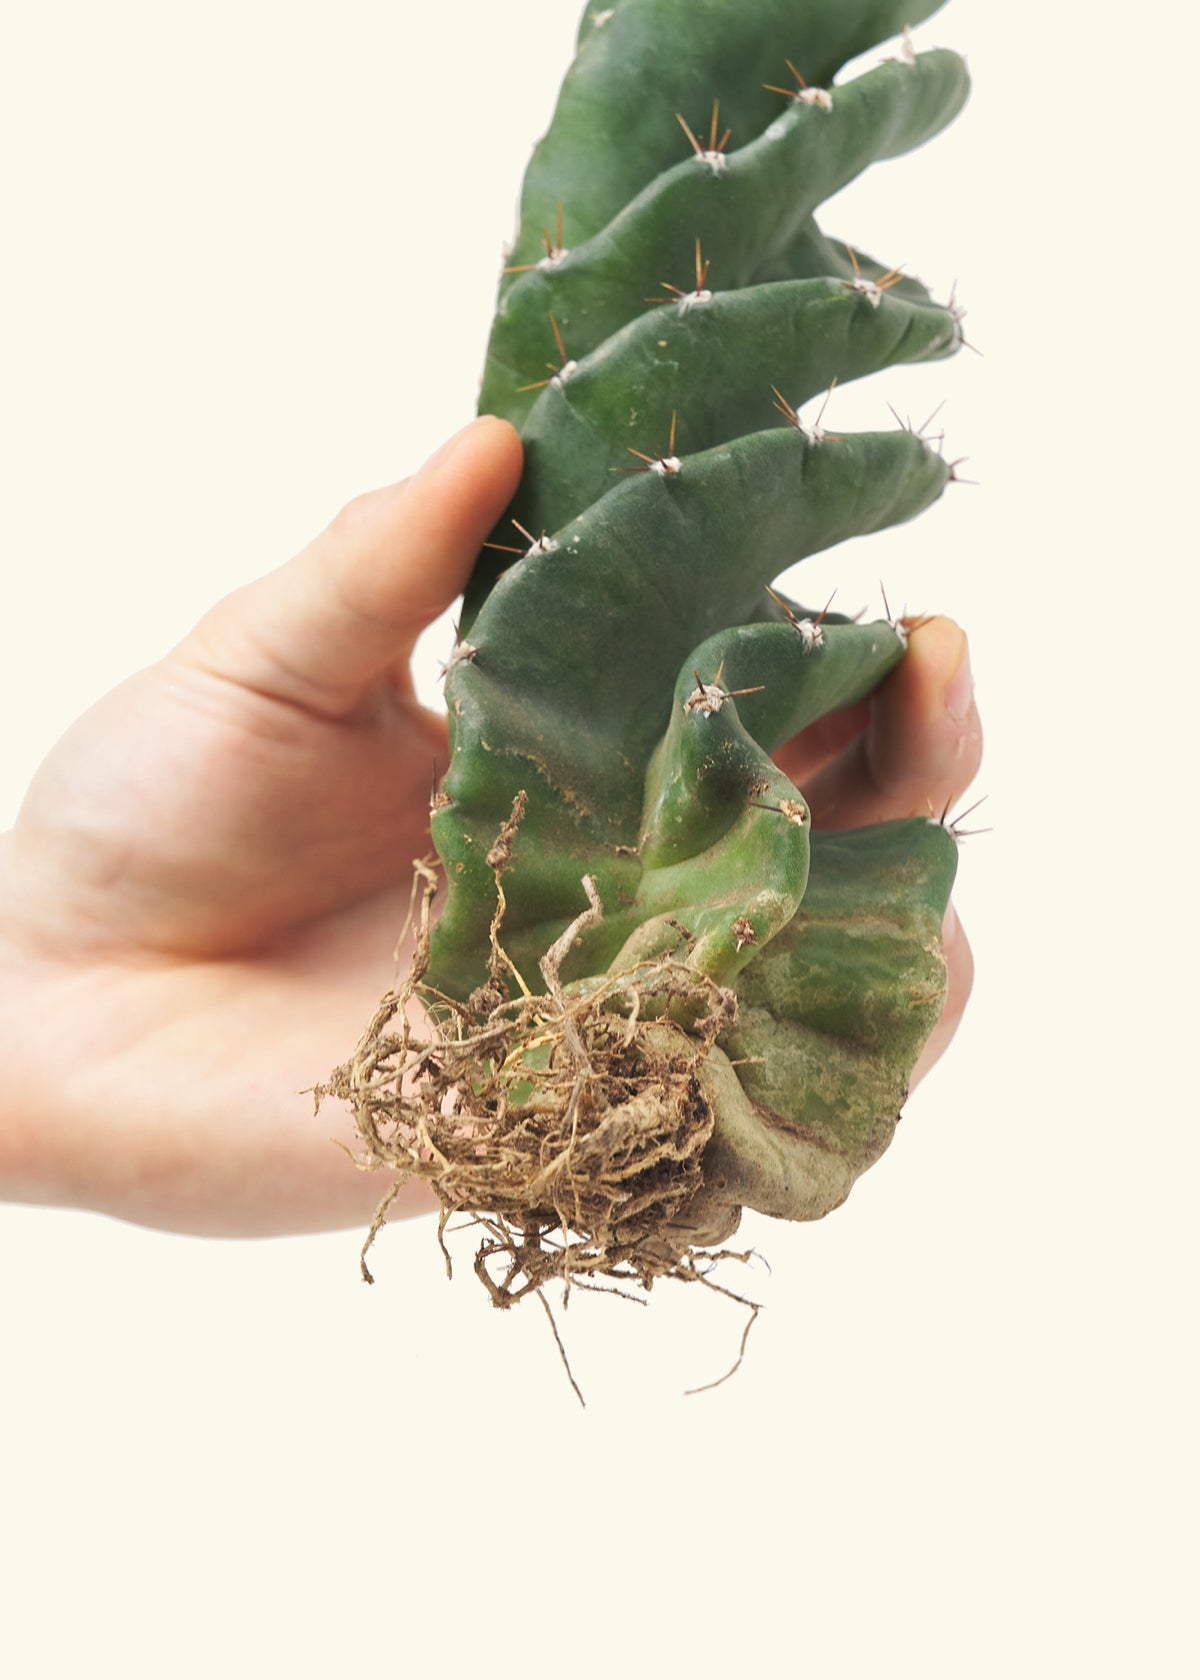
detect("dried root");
top-left (317, 801), bottom-right (756, 1327)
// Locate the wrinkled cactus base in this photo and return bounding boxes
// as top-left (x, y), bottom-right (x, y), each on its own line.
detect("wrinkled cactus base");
top-left (547, 816), bottom-right (957, 1242)
top-left (694, 821), bottom-right (955, 1231)
top-left (325, 811), bottom-right (954, 1301)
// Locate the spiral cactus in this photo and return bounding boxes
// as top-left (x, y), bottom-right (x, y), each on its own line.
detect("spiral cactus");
top-left (341, 0), bottom-right (970, 1284)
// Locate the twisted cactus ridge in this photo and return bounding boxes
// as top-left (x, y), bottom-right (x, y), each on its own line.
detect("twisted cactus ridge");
top-left (342, 0), bottom-right (970, 1287)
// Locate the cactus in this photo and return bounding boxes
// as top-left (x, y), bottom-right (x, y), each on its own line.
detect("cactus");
top-left (334, 0), bottom-right (970, 1302)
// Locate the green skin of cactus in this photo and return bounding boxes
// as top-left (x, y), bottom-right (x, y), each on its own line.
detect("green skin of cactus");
top-left (428, 0), bottom-right (967, 1230)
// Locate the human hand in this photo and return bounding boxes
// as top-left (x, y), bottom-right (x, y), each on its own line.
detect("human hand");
top-left (0, 417), bottom-right (522, 1233)
top-left (0, 417), bottom-right (979, 1236)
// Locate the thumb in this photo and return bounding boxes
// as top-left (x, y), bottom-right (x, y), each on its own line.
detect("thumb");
top-left (177, 416), bottom-right (523, 715)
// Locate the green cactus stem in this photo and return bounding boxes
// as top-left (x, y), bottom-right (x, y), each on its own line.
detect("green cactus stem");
top-left (330, 0), bottom-right (969, 1316)
top-left (481, 44), bottom-right (968, 427)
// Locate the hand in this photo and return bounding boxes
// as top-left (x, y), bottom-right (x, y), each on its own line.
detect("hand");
top-left (0, 417), bottom-right (523, 1233)
top-left (0, 418), bottom-right (979, 1236)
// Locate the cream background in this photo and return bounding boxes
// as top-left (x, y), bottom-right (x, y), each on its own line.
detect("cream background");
top-left (1, 3), bottom-right (1194, 1675)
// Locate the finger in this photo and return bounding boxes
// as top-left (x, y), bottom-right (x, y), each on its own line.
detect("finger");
top-left (911, 900), bottom-right (974, 1087)
top-left (773, 696), bottom-right (870, 787)
top-left (800, 615), bottom-right (982, 828)
top-left (177, 416), bottom-right (523, 717)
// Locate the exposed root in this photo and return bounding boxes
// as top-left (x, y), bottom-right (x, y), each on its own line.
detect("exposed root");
top-left (317, 799), bottom-right (763, 1393)
top-left (682, 1272), bottom-right (762, 1395)
top-left (537, 1289), bottom-right (585, 1409)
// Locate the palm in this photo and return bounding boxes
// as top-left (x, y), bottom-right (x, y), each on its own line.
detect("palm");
top-left (1, 646), bottom-right (453, 1233)
top-left (16, 653), bottom-right (445, 956)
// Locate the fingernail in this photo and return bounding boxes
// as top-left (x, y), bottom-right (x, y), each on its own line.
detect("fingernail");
top-left (944, 633), bottom-right (974, 723)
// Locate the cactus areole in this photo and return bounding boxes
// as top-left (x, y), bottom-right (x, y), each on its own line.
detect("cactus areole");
top-left (327, 0), bottom-right (970, 1314)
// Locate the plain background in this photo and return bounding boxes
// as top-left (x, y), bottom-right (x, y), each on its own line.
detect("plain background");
top-left (2, 2), bottom-right (1195, 1674)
